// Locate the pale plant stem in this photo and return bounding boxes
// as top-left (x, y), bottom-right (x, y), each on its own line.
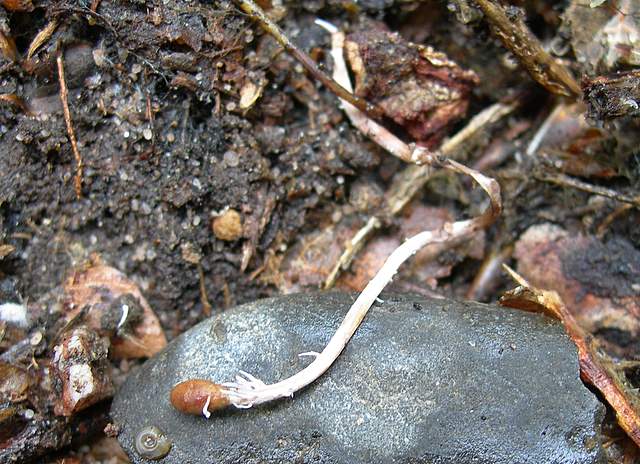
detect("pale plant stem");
top-left (221, 20), bottom-right (502, 410)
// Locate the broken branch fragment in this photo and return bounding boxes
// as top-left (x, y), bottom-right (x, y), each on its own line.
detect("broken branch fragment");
top-left (473, 0), bottom-right (581, 97)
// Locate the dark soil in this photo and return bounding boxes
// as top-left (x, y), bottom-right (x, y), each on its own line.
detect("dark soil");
top-left (0, 0), bottom-right (639, 462)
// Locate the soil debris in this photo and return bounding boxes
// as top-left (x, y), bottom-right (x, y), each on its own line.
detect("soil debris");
top-left (583, 70), bottom-right (640, 121)
top-left (344, 19), bottom-right (479, 147)
top-left (52, 325), bottom-right (113, 416)
top-left (514, 224), bottom-right (640, 358)
top-left (0, 0), bottom-right (639, 461)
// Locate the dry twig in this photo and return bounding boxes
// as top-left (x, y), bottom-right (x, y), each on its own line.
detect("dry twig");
top-left (473, 0), bottom-right (581, 97)
top-left (232, 0), bottom-right (383, 121)
top-left (535, 170), bottom-right (640, 208)
top-left (56, 51), bottom-right (83, 200)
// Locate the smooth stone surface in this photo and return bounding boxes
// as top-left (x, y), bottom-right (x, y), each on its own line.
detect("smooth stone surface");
top-left (111, 292), bottom-right (605, 464)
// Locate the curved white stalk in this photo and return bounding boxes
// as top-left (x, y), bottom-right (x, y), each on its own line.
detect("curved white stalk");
top-left (218, 20), bottom-right (501, 410)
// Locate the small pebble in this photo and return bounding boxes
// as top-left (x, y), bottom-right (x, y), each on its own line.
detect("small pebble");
top-left (212, 209), bottom-right (242, 241)
top-left (223, 150), bottom-right (239, 167)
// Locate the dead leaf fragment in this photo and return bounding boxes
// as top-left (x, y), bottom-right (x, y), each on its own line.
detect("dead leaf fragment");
top-left (63, 260), bottom-right (167, 359)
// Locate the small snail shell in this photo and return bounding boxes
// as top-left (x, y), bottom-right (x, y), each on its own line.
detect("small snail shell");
top-left (170, 379), bottom-right (230, 416)
top-left (135, 425), bottom-right (172, 460)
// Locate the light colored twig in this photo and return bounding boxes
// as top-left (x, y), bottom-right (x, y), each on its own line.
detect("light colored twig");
top-left (56, 51), bottom-right (83, 200)
top-left (323, 216), bottom-right (380, 289)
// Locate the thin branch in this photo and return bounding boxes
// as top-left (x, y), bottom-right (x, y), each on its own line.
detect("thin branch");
top-left (56, 51), bottom-right (83, 200)
top-left (535, 170), bottom-right (640, 208)
top-left (473, 0), bottom-right (581, 97)
top-left (232, 0), bottom-right (384, 121)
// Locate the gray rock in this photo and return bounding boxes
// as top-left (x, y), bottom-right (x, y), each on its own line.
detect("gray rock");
top-left (111, 292), bottom-right (605, 464)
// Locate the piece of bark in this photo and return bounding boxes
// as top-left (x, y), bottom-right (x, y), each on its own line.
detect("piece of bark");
top-left (345, 20), bottom-right (478, 148)
top-left (112, 292), bottom-right (605, 464)
top-left (51, 326), bottom-right (114, 416)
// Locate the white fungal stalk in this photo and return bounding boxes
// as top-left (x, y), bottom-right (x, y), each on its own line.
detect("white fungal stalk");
top-left (220, 21), bottom-right (501, 410)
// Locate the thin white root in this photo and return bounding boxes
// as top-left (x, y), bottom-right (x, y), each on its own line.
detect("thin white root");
top-left (298, 351), bottom-right (321, 358)
top-left (222, 164), bottom-right (500, 408)
top-left (117, 304), bottom-right (129, 330)
top-left (202, 395), bottom-right (211, 419)
top-left (219, 21), bottom-right (502, 411)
